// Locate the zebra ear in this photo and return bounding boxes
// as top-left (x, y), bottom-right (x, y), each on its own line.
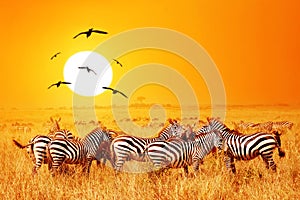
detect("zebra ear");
top-left (50, 117), bottom-right (54, 123)
top-left (57, 117), bottom-right (61, 122)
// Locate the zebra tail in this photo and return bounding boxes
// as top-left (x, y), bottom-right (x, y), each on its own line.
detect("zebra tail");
top-left (273, 131), bottom-right (286, 158)
top-left (12, 139), bottom-right (32, 149)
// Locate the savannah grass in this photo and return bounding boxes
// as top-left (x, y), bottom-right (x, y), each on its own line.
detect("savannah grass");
top-left (0, 106), bottom-right (299, 199)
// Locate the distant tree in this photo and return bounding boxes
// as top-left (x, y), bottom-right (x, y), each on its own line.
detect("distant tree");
top-left (136, 96), bottom-right (146, 105)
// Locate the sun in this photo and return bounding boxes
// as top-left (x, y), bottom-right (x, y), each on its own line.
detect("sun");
top-left (63, 51), bottom-right (113, 96)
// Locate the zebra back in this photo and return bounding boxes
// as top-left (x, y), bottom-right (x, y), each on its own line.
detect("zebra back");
top-left (207, 118), bottom-right (284, 160)
top-left (50, 129), bottom-right (75, 140)
top-left (145, 129), bottom-right (223, 173)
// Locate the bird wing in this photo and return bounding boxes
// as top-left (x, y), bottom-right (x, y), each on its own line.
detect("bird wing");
top-left (113, 59), bottom-right (122, 67)
top-left (116, 90), bottom-right (128, 98)
top-left (73, 32), bottom-right (86, 39)
top-left (47, 83), bottom-right (56, 89)
top-left (92, 30), bottom-right (108, 34)
top-left (50, 52), bottom-right (61, 60)
top-left (90, 69), bottom-right (97, 75)
top-left (61, 82), bottom-right (71, 85)
top-left (102, 87), bottom-right (114, 91)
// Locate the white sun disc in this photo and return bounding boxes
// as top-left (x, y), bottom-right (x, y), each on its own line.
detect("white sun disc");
top-left (63, 51), bottom-right (113, 96)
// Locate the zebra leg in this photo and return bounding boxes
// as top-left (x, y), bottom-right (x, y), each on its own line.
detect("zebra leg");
top-left (47, 161), bottom-right (52, 171)
top-left (224, 150), bottom-right (236, 174)
top-left (192, 159), bottom-right (201, 174)
top-left (114, 153), bottom-right (129, 172)
top-left (96, 160), bottom-right (101, 167)
top-left (96, 158), bottom-right (107, 168)
top-left (261, 154), bottom-right (277, 172)
top-left (183, 165), bottom-right (189, 176)
top-left (51, 157), bottom-right (65, 176)
top-left (32, 156), bottom-right (44, 175)
top-left (102, 158), bottom-right (107, 167)
top-left (83, 157), bottom-right (94, 174)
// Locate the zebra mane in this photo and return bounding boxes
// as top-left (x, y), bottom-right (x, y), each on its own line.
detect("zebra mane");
top-left (228, 128), bottom-right (243, 135)
top-left (156, 121), bottom-right (175, 137)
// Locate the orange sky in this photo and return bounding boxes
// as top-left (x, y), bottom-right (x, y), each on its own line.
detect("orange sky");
top-left (0, 0), bottom-right (299, 108)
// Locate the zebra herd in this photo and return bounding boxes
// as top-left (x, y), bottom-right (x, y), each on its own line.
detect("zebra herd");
top-left (13, 117), bottom-right (291, 176)
top-left (232, 120), bottom-right (294, 133)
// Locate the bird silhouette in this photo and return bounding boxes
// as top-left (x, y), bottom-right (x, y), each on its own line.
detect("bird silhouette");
top-left (50, 52), bottom-right (61, 60)
top-left (102, 87), bottom-right (128, 98)
top-left (113, 59), bottom-right (123, 67)
top-left (78, 66), bottom-right (97, 75)
top-left (48, 81), bottom-right (71, 89)
top-left (73, 28), bottom-right (108, 39)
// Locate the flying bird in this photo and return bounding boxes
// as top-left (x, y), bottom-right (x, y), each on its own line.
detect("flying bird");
top-left (102, 87), bottom-right (128, 98)
top-left (50, 52), bottom-right (61, 60)
top-left (113, 59), bottom-right (123, 67)
top-left (78, 66), bottom-right (97, 75)
top-left (73, 28), bottom-right (108, 39)
top-left (48, 81), bottom-right (71, 89)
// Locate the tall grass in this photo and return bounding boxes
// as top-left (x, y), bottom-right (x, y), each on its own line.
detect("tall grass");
top-left (0, 105), bottom-right (299, 199)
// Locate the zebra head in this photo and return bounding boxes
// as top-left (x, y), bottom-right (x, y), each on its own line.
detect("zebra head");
top-left (212, 130), bottom-right (224, 150)
top-left (158, 119), bottom-right (185, 139)
top-left (168, 119), bottom-right (185, 138)
top-left (181, 124), bottom-right (196, 141)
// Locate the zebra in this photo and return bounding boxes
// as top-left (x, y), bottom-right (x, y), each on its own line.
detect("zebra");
top-left (144, 129), bottom-right (223, 176)
top-left (12, 117), bottom-right (74, 175)
top-left (13, 129), bottom-right (75, 174)
top-left (271, 121), bottom-right (294, 132)
top-left (206, 118), bottom-right (286, 173)
top-left (232, 120), bottom-right (256, 133)
top-left (110, 119), bottom-right (185, 172)
top-left (48, 127), bottom-right (112, 175)
top-left (251, 121), bottom-right (273, 132)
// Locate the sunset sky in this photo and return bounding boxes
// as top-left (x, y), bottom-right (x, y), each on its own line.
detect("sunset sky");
top-left (0, 0), bottom-right (299, 109)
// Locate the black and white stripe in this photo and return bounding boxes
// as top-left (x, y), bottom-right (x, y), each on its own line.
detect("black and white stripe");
top-left (144, 130), bottom-right (223, 175)
top-left (110, 120), bottom-right (184, 172)
top-left (206, 118), bottom-right (285, 173)
top-left (48, 127), bottom-right (112, 174)
top-left (12, 129), bottom-right (74, 174)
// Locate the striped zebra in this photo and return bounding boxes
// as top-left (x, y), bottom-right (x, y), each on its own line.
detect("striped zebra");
top-left (48, 127), bottom-right (112, 175)
top-left (13, 129), bottom-right (74, 174)
top-left (232, 121), bottom-right (256, 133)
top-left (144, 129), bottom-right (224, 176)
top-left (110, 119), bottom-right (185, 172)
top-left (251, 121), bottom-right (273, 132)
top-left (206, 118), bottom-right (285, 173)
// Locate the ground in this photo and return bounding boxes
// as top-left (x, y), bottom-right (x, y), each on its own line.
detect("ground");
top-left (0, 105), bottom-right (299, 199)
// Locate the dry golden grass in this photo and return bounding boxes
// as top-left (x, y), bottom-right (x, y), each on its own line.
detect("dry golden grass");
top-left (0, 105), bottom-right (299, 199)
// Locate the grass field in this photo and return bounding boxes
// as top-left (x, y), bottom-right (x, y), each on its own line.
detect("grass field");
top-left (0, 105), bottom-right (299, 199)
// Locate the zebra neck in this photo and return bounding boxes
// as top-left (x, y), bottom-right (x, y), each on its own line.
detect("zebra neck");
top-left (220, 129), bottom-right (236, 139)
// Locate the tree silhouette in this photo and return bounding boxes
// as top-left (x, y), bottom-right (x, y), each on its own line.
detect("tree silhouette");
top-left (136, 96), bottom-right (146, 105)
